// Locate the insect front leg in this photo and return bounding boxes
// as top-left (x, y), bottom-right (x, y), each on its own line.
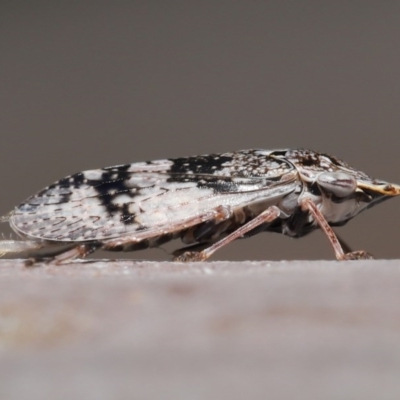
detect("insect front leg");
top-left (174, 206), bottom-right (281, 262)
top-left (301, 198), bottom-right (374, 260)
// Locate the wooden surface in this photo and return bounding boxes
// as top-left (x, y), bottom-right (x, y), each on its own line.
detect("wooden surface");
top-left (1, 259), bottom-right (400, 400)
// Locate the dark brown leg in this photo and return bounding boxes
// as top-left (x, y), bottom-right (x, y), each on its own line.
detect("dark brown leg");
top-left (301, 198), bottom-right (374, 260)
top-left (174, 206), bottom-right (281, 262)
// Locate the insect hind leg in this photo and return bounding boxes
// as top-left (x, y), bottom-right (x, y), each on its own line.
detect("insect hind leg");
top-left (0, 239), bottom-right (48, 257)
top-left (174, 205), bottom-right (282, 262)
top-left (26, 243), bottom-right (102, 266)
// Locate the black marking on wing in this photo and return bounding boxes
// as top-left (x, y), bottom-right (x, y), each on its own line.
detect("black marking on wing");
top-left (43, 173), bottom-right (86, 205)
top-left (120, 203), bottom-right (135, 224)
top-left (11, 150), bottom-right (299, 242)
top-left (167, 151), bottom-right (294, 192)
top-left (169, 155), bottom-right (233, 175)
top-left (91, 169), bottom-right (134, 222)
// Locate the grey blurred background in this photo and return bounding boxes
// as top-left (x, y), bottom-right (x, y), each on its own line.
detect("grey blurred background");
top-left (1, 1), bottom-right (400, 261)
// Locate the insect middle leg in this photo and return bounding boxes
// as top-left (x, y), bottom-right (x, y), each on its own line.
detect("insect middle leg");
top-left (174, 206), bottom-right (281, 262)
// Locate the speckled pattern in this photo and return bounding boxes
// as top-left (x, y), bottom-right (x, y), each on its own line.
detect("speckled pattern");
top-left (1, 149), bottom-right (400, 262)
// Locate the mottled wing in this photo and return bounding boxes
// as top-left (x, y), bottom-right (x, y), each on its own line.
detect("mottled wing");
top-left (10, 150), bottom-right (298, 242)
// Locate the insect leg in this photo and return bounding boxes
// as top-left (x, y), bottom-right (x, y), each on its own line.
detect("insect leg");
top-left (51, 243), bottom-right (101, 264)
top-left (172, 242), bottom-right (217, 258)
top-left (101, 205), bottom-right (233, 252)
top-left (301, 198), bottom-right (374, 260)
top-left (0, 240), bottom-right (48, 257)
top-left (26, 243), bottom-right (101, 266)
top-left (174, 206), bottom-right (281, 262)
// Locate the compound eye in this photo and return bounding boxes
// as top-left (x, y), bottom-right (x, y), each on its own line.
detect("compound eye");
top-left (316, 172), bottom-right (357, 197)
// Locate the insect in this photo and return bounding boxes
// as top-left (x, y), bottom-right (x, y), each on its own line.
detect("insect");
top-left (0, 149), bottom-right (399, 264)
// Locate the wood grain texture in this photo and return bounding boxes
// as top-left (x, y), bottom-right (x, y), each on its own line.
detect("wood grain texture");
top-left (0, 259), bottom-right (400, 400)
